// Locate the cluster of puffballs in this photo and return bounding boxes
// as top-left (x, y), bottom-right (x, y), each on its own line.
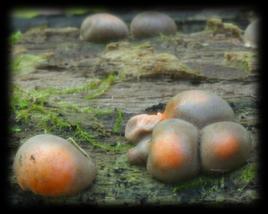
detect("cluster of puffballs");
top-left (125, 90), bottom-right (252, 183)
top-left (80, 11), bottom-right (258, 48)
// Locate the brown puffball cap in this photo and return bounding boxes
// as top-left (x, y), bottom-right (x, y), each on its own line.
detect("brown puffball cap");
top-left (130, 11), bottom-right (177, 38)
top-left (244, 19), bottom-right (259, 48)
top-left (13, 134), bottom-right (96, 197)
top-left (200, 121), bottom-right (252, 173)
top-left (162, 90), bottom-right (235, 128)
top-left (80, 13), bottom-right (129, 43)
top-left (125, 113), bottom-right (162, 143)
top-left (147, 119), bottom-right (199, 183)
top-left (127, 135), bottom-right (151, 165)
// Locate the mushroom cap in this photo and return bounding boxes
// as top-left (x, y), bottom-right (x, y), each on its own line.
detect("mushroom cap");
top-left (13, 134), bottom-right (96, 197)
top-left (244, 19), bottom-right (259, 48)
top-left (147, 119), bottom-right (199, 183)
top-left (200, 121), bottom-right (252, 173)
top-left (125, 113), bottom-right (162, 143)
top-left (80, 13), bottom-right (129, 43)
top-left (162, 90), bottom-right (235, 128)
top-left (127, 135), bottom-right (151, 165)
top-left (130, 11), bottom-right (177, 38)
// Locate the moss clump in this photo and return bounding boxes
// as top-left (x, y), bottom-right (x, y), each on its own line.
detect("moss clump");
top-left (235, 163), bottom-right (257, 185)
top-left (112, 108), bottom-right (125, 134)
top-left (12, 9), bottom-right (40, 19)
top-left (224, 51), bottom-right (257, 73)
top-left (173, 175), bottom-right (223, 193)
top-left (11, 53), bottom-right (52, 75)
top-left (205, 17), bottom-right (242, 39)
top-left (9, 31), bottom-right (23, 45)
top-left (85, 74), bottom-right (116, 99)
top-left (10, 76), bottom-right (129, 153)
top-left (64, 8), bottom-right (90, 16)
top-left (206, 17), bottom-right (224, 32)
top-left (98, 42), bottom-right (202, 79)
top-left (173, 163), bottom-right (257, 195)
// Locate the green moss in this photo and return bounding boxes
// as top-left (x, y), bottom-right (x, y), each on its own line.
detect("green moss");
top-left (173, 175), bottom-right (223, 193)
top-left (224, 51), bottom-right (256, 73)
top-left (112, 108), bottom-right (125, 134)
top-left (64, 8), bottom-right (90, 15)
top-left (205, 17), bottom-right (242, 38)
top-left (85, 74), bottom-right (116, 99)
top-left (9, 31), bottom-right (22, 45)
top-left (13, 9), bottom-right (40, 19)
top-left (206, 17), bottom-right (224, 32)
top-left (10, 82), bottom-right (130, 153)
top-left (11, 53), bottom-right (50, 75)
top-left (223, 23), bottom-right (242, 38)
top-left (237, 163), bottom-right (257, 184)
top-left (100, 42), bottom-right (202, 79)
top-left (173, 163), bottom-right (257, 194)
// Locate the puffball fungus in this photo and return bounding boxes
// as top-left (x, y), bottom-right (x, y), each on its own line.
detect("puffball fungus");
top-left (125, 113), bottom-right (162, 143)
top-left (80, 13), bottom-right (129, 43)
top-left (127, 135), bottom-right (151, 165)
top-left (200, 121), bottom-right (252, 173)
top-left (13, 134), bottom-right (96, 197)
top-left (244, 19), bottom-right (259, 48)
top-left (130, 11), bottom-right (177, 38)
top-left (147, 119), bottom-right (199, 183)
top-left (162, 90), bottom-right (235, 128)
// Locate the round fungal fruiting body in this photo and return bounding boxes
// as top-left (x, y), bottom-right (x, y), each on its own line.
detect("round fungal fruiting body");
top-left (244, 19), bottom-right (259, 48)
top-left (13, 134), bottom-right (96, 197)
top-left (200, 121), bottom-right (252, 173)
top-left (162, 90), bottom-right (235, 128)
top-left (130, 11), bottom-right (177, 39)
top-left (80, 13), bottom-right (128, 43)
top-left (125, 113), bottom-right (162, 143)
top-left (147, 119), bottom-right (199, 183)
top-left (127, 135), bottom-right (151, 165)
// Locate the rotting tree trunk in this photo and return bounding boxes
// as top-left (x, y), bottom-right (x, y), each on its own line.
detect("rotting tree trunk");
top-left (9, 19), bottom-right (259, 205)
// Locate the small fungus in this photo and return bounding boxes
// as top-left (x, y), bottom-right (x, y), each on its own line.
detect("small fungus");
top-left (147, 119), bottom-right (199, 183)
top-left (162, 90), bottom-right (235, 128)
top-left (130, 11), bottom-right (177, 39)
top-left (127, 135), bottom-right (151, 165)
top-left (244, 19), bottom-right (259, 48)
top-left (80, 13), bottom-right (129, 43)
top-left (200, 121), bottom-right (252, 173)
top-left (125, 112), bottom-right (162, 143)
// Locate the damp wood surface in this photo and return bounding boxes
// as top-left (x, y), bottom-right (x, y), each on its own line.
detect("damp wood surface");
top-left (9, 22), bottom-right (259, 206)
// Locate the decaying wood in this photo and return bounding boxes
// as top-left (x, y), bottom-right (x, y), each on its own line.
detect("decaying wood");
top-left (9, 21), bottom-right (259, 206)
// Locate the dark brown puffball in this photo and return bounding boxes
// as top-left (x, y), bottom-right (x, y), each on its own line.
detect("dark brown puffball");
top-left (147, 119), bottom-right (199, 183)
top-left (244, 19), bottom-right (259, 48)
top-left (80, 13), bottom-right (129, 43)
top-left (200, 121), bottom-right (252, 173)
top-left (127, 135), bottom-right (151, 165)
top-left (162, 90), bottom-right (235, 128)
top-left (130, 11), bottom-right (177, 38)
top-left (125, 113), bottom-right (162, 143)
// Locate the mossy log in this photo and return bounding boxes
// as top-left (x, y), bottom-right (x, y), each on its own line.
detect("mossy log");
top-left (9, 22), bottom-right (259, 206)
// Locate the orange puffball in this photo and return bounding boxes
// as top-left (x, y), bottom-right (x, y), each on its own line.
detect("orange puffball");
top-left (162, 90), bottom-right (235, 128)
top-left (147, 119), bottom-right (199, 183)
top-left (200, 121), bottom-right (252, 173)
top-left (13, 134), bottom-right (96, 197)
